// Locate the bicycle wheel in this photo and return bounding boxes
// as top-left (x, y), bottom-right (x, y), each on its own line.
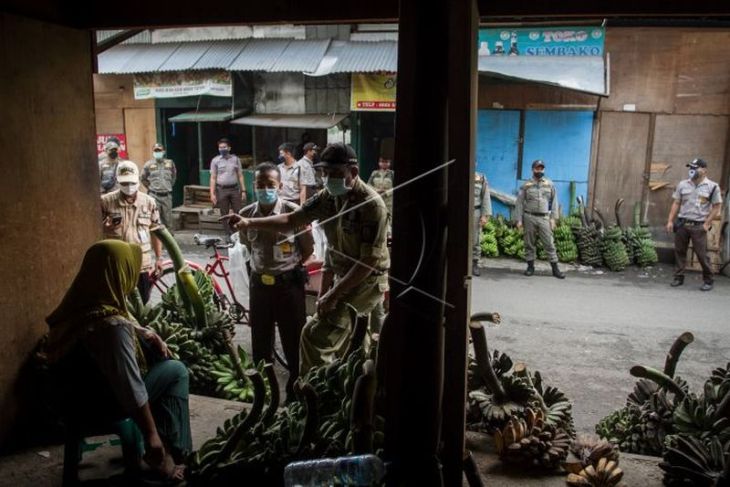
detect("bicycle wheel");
top-left (148, 265), bottom-right (177, 305)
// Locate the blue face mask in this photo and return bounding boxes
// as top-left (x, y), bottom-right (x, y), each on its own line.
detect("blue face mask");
top-left (278, 155), bottom-right (286, 164)
top-left (256, 188), bottom-right (278, 205)
top-left (323, 176), bottom-right (350, 196)
top-left (219, 148), bottom-right (230, 156)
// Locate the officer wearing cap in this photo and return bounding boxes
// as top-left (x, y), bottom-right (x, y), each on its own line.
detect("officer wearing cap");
top-left (141, 143), bottom-right (177, 230)
top-left (515, 160), bottom-right (565, 279)
top-left (472, 171), bottom-right (492, 276)
top-left (99, 140), bottom-right (124, 194)
top-left (101, 161), bottom-right (163, 302)
top-left (238, 162), bottom-right (314, 398)
top-left (666, 158), bottom-right (722, 291)
top-left (225, 143), bottom-right (389, 374)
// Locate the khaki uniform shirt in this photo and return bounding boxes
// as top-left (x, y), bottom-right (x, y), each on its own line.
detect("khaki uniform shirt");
top-left (515, 177), bottom-right (558, 222)
top-left (141, 158), bottom-right (177, 194)
top-left (367, 169), bottom-right (394, 214)
top-left (239, 199), bottom-right (313, 275)
top-left (474, 172), bottom-right (492, 218)
top-left (279, 160), bottom-right (316, 202)
top-left (99, 157), bottom-right (120, 194)
top-left (101, 191), bottom-right (161, 272)
top-left (290, 177), bottom-right (390, 276)
top-left (673, 178), bottom-right (722, 221)
top-left (210, 154), bottom-right (242, 187)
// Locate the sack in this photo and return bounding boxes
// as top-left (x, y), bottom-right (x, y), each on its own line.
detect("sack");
top-left (227, 233), bottom-right (250, 304)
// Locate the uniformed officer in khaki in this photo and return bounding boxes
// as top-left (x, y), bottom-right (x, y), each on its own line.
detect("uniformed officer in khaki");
top-left (101, 161), bottom-right (163, 302)
top-left (141, 143), bottom-right (177, 230)
top-left (209, 138), bottom-right (246, 231)
top-left (666, 158), bottom-right (722, 291)
top-left (226, 143), bottom-right (389, 374)
top-left (99, 140), bottom-right (123, 194)
top-left (239, 162), bottom-right (314, 397)
top-left (515, 160), bottom-right (565, 279)
top-left (472, 171), bottom-right (492, 276)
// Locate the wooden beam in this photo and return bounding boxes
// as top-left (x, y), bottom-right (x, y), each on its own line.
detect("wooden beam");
top-left (384, 0), bottom-right (449, 484)
top-left (94, 29), bottom-right (145, 54)
top-left (442, 0), bottom-right (479, 485)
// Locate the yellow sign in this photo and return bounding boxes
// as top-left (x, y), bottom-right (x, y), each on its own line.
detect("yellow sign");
top-left (351, 73), bottom-right (396, 112)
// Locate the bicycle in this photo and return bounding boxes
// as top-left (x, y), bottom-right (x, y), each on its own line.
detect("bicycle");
top-left (149, 234), bottom-right (249, 325)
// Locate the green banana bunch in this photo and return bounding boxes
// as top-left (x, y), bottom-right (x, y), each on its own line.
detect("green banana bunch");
top-left (210, 346), bottom-right (258, 402)
top-left (600, 225), bottom-right (630, 271)
top-left (554, 219), bottom-right (579, 263)
top-left (659, 435), bottom-right (729, 486)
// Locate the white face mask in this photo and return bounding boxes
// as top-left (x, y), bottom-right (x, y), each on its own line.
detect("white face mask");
top-left (120, 184), bottom-right (139, 196)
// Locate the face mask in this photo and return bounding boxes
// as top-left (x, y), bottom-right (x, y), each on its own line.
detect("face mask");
top-left (255, 188), bottom-right (278, 205)
top-left (120, 184), bottom-right (139, 196)
top-left (534, 171), bottom-right (544, 179)
top-left (219, 148), bottom-right (230, 156)
top-left (689, 169), bottom-right (698, 180)
top-left (323, 176), bottom-right (350, 196)
top-left (108, 151), bottom-right (118, 159)
top-left (153, 151), bottom-right (164, 160)
top-left (278, 155), bottom-right (286, 164)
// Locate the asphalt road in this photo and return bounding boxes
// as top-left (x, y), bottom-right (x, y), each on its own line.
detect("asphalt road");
top-left (471, 260), bottom-right (729, 433)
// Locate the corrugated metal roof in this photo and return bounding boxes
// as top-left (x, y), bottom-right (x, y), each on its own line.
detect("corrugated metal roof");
top-left (158, 42), bottom-right (212, 72)
top-left (193, 40), bottom-right (248, 70)
top-left (168, 109), bottom-right (246, 123)
top-left (98, 45), bottom-right (147, 74)
top-left (326, 41), bottom-right (398, 73)
top-left (117, 43), bottom-right (180, 74)
top-left (231, 113), bottom-right (348, 129)
top-left (96, 29), bottom-right (151, 44)
top-left (229, 39), bottom-right (292, 71)
top-left (270, 39), bottom-right (331, 72)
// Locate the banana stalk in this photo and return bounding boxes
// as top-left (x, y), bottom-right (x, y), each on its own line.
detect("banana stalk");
top-left (513, 362), bottom-right (547, 412)
top-left (152, 227), bottom-right (197, 322)
top-left (630, 365), bottom-right (687, 400)
top-left (224, 330), bottom-right (247, 384)
top-left (569, 181), bottom-right (577, 216)
top-left (215, 369), bottom-right (267, 465)
top-left (350, 359), bottom-right (377, 454)
top-left (663, 332), bottom-right (694, 379)
top-left (615, 199), bottom-right (625, 230)
top-left (177, 264), bottom-right (208, 328)
top-left (295, 381), bottom-right (319, 456)
top-left (261, 363), bottom-right (280, 426)
top-left (469, 321), bottom-right (507, 401)
top-left (344, 305), bottom-right (369, 358)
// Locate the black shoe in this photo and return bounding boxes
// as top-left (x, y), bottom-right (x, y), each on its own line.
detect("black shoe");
top-left (524, 261), bottom-right (535, 276)
top-left (700, 282), bottom-right (713, 292)
top-left (670, 277), bottom-right (684, 287)
top-left (551, 262), bottom-right (565, 279)
top-left (473, 260), bottom-right (481, 277)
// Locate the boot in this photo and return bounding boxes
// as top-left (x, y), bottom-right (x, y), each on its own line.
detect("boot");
top-left (524, 261), bottom-right (535, 276)
top-left (473, 259), bottom-right (481, 277)
top-left (551, 262), bottom-right (565, 279)
top-left (670, 276), bottom-right (684, 287)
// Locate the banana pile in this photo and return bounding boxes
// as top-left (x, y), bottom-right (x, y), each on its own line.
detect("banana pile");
top-left (621, 202), bottom-right (658, 268)
top-left (572, 200), bottom-right (603, 267)
top-left (190, 348), bottom-right (379, 484)
top-left (564, 433), bottom-right (620, 474)
top-left (494, 407), bottom-right (572, 470)
top-left (600, 226), bottom-right (630, 272)
top-left (566, 457), bottom-right (626, 487)
top-left (492, 217), bottom-right (526, 259)
top-left (554, 219), bottom-right (579, 263)
top-left (659, 435), bottom-right (729, 486)
top-left (130, 270), bottom-right (248, 399)
top-left (480, 218), bottom-right (499, 257)
top-left (210, 345), bottom-right (259, 402)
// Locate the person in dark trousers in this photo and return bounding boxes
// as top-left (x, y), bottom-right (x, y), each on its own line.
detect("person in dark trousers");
top-left (666, 158), bottom-right (722, 291)
top-left (238, 163), bottom-right (314, 398)
top-left (210, 138), bottom-right (246, 232)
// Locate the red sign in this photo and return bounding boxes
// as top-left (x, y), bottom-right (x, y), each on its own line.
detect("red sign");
top-left (97, 134), bottom-right (128, 159)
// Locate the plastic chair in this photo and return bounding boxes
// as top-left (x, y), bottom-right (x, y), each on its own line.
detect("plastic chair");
top-left (62, 417), bottom-right (143, 486)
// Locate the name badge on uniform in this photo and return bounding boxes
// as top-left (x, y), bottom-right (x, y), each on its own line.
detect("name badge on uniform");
top-left (273, 236), bottom-right (294, 261)
top-left (139, 229), bottom-right (150, 244)
top-left (261, 274), bottom-right (276, 285)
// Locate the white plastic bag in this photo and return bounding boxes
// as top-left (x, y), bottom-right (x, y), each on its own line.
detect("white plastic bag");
top-left (311, 222), bottom-right (328, 261)
top-left (227, 232), bottom-right (250, 304)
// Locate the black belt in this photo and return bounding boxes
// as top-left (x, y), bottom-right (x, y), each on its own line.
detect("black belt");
top-left (525, 211), bottom-right (549, 216)
top-left (150, 191), bottom-right (169, 197)
top-left (217, 184), bottom-right (239, 190)
top-left (251, 268), bottom-right (303, 286)
top-left (679, 218), bottom-right (705, 226)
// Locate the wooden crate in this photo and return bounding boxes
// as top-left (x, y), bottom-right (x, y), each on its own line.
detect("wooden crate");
top-left (687, 247), bottom-right (723, 274)
top-left (184, 185), bottom-right (213, 206)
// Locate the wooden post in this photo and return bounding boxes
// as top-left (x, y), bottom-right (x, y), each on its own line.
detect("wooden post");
top-left (442, 0), bottom-right (479, 486)
top-left (384, 0), bottom-right (450, 484)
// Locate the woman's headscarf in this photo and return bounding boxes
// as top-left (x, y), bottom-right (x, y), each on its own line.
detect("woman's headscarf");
top-left (46, 240), bottom-right (143, 362)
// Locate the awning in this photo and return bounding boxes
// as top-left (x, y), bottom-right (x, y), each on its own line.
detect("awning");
top-left (231, 113), bottom-right (348, 129)
top-left (478, 55), bottom-right (608, 96)
top-left (168, 109), bottom-right (246, 123)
